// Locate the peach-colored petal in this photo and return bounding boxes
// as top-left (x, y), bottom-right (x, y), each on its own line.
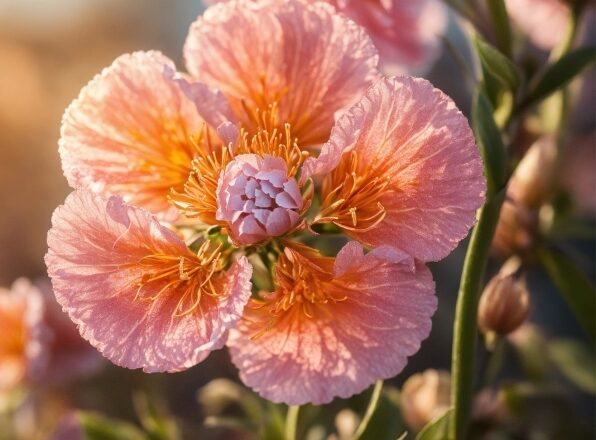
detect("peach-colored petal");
top-left (308, 77), bottom-right (486, 262)
top-left (184, 0), bottom-right (378, 147)
top-left (0, 278), bottom-right (49, 391)
top-left (45, 190), bottom-right (252, 372)
top-left (227, 242), bottom-right (436, 405)
top-left (203, 0), bottom-right (446, 74)
top-left (59, 51), bottom-right (228, 217)
top-left (505, 0), bottom-right (570, 50)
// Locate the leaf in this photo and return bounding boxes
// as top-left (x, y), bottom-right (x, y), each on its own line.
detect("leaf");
top-left (523, 47), bottom-right (596, 106)
top-left (486, 0), bottom-right (513, 57)
top-left (540, 248), bottom-right (596, 341)
top-left (133, 392), bottom-right (180, 440)
top-left (475, 36), bottom-right (519, 91)
top-left (472, 92), bottom-right (508, 196)
top-left (78, 412), bottom-right (147, 440)
top-left (415, 408), bottom-right (453, 440)
top-left (396, 432), bottom-right (408, 440)
top-left (548, 338), bottom-right (596, 394)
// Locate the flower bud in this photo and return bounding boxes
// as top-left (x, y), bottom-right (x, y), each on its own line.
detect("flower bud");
top-left (508, 136), bottom-right (557, 209)
top-left (400, 369), bottom-right (451, 431)
top-left (478, 274), bottom-right (530, 336)
top-left (492, 199), bottom-right (538, 257)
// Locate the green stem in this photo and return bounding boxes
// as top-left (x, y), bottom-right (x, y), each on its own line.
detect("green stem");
top-left (285, 405), bottom-right (300, 440)
top-left (352, 380), bottom-right (384, 440)
top-left (448, 191), bottom-right (505, 440)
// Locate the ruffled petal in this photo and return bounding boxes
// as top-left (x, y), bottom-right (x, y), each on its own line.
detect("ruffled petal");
top-left (311, 76), bottom-right (486, 262)
top-left (184, 0), bottom-right (378, 147)
top-left (59, 51), bottom-right (226, 216)
top-left (227, 242), bottom-right (436, 405)
top-left (45, 190), bottom-right (252, 372)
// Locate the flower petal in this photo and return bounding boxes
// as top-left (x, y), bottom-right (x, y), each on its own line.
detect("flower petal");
top-left (45, 190), bottom-right (252, 372)
top-left (227, 242), bottom-right (436, 405)
top-left (59, 51), bottom-right (224, 216)
top-left (184, 0), bottom-right (378, 147)
top-left (312, 76), bottom-right (486, 262)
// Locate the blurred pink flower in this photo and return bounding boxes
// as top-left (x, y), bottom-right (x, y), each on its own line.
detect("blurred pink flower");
top-left (505, 0), bottom-right (570, 50)
top-left (303, 76), bottom-right (486, 262)
top-left (0, 279), bottom-right (47, 392)
top-left (216, 154), bottom-right (304, 245)
top-left (46, 190), bottom-right (252, 372)
top-left (204, 0), bottom-right (446, 74)
top-left (227, 242), bottom-right (436, 405)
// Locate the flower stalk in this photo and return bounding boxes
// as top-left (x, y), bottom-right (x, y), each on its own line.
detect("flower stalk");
top-left (448, 189), bottom-right (505, 440)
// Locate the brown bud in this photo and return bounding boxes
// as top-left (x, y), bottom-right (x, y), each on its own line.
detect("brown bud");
top-left (492, 199), bottom-right (539, 257)
top-left (508, 136), bottom-right (557, 209)
top-left (400, 370), bottom-right (451, 432)
top-left (478, 274), bottom-right (530, 335)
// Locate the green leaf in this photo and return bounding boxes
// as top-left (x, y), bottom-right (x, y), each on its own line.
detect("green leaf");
top-left (540, 248), bottom-right (596, 341)
top-left (549, 338), bottom-right (596, 394)
top-left (475, 36), bottom-right (519, 91)
top-left (415, 409), bottom-right (453, 440)
top-left (133, 392), bottom-right (180, 440)
top-left (472, 92), bottom-right (508, 196)
top-left (523, 46), bottom-right (596, 106)
top-left (78, 412), bottom-right (147, 440)
top-left (487, 0), bottom-right (513, 57)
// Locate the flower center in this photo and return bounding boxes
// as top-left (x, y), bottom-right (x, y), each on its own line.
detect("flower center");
top-left (217, 154), bottom-right (304, 245)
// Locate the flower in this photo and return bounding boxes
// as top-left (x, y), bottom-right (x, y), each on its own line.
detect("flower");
top-left (227, 242), bottom-right (436, 405)
top-left (303, 76), bottom-right (486, 262)
top-left (45, 190), bottom-right (252, 372)
top-left (204, 0), bottom-right (447, 74)
top-left (505, 0), bottom-right (570, 50)
top-left (0, 279), bottom-right (48, 392)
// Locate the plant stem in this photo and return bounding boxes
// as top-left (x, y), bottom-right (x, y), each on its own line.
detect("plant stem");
top-left (285, 405), bottom-right (300, 440)
top-left (352, 380), bottom-right (384, 440)
top-left (448, 191), bottom-right (505, 440)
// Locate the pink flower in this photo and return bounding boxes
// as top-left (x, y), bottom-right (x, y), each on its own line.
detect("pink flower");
top-left (216, 154), bottom-right (304, 245)
top-left (227, 242), bottom-right (437, 405)
top-left (303, 76), bottom-right (486, 262)
top-left (46, 190), bottom-right (252, 372)
top-left (185, 0), bottom-right (379, 147)
top-left (0, 279), bottom-right (48, 392)
top-left (204, 0), bottom-right (446, 74)
top-left (505, 0), bottom-right (570, 50)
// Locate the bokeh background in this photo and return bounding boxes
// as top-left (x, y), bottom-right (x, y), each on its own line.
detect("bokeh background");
top-left (0, 1), bottom-right (594, 439)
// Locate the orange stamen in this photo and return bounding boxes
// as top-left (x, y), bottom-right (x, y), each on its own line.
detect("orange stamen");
top-left (314, 150), bottom-right (389, 233)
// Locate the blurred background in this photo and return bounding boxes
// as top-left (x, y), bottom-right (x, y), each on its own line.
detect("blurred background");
top-left (0, 1), bottom-right (594, 439)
